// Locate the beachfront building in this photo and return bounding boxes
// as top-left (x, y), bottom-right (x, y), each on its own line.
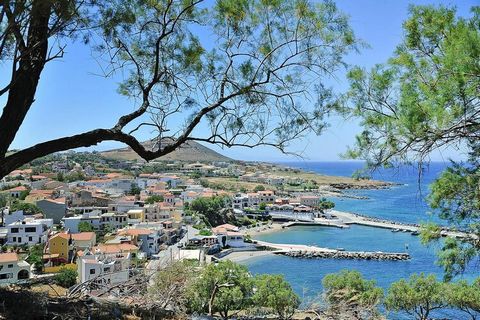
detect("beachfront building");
top-left (188, 235), bottom-right (218, 247)
top-left (212, 224), bottom-right (245, 248)
top-left (266, 204), bottom-right (314, 221)
top-left (0, 253), bottom-right (30, 286)
top-left (300, 195), bottom-right (321, 208)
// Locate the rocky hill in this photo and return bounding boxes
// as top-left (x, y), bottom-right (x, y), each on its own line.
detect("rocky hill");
top-left (100, 139), bottom-right (233, 162)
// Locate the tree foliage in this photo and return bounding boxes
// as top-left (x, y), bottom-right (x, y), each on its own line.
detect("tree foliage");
top-left (0, 0), bottom-right (357, 179)
top-left (253, 274), bottom-right (300, 319)
top-left (77, 221), bottom-right (94, 232)
top-left (10, 201), bottom-right (42, 215)
top-left (188, 260), bottom-right (253, 319)
top-left (190, 195), bottom-right (234, 227)
top-left (322, 270), bottom-right (383, 319)
top-left (342, 4), bottom-right (480, 279)
top-left (54, 267), bottom-right (78, 288)
top-left (145, 194), bottom-right (164, 204)
top-left (148, 260), bottom-right (198, 313)
top-left (384, 273), bottom-right (446, 320)
top-left (445, 278), bottom-right (480, 320)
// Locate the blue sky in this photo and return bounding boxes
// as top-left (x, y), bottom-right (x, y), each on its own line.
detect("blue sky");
top-left (2, 0), bottom-right (476, 162)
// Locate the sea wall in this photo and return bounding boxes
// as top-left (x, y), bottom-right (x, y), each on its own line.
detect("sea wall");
top-left (276, 250), bottom-right (410, 261)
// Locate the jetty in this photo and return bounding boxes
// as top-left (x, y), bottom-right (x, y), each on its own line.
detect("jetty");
top-left (255, 241), bottom-right (410, 261)
top-left (279, 250), bottom-right (409, 261)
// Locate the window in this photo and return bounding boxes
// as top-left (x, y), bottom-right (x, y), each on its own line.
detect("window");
top-left (7, 264), bottom-right (13, 268)
top-left (25, 227), bottom-right (36, 233)
top-left (103, 267), bottom-right (110, 272)
top-left (0, 273), bottom-right (13, 279)
top-left (12, 237), bottom-right (16, 242)
top-left (10, 228), bottom-right (19, 233)
top-left (89, 269), bottom-right (96, 275)
top-left (17, 237), bottom-right (21, 243)
top-left (28, 237), bottom-right (33, 242)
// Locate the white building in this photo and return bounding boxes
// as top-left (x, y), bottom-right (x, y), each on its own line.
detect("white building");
top-left (77, 251), bottom-right (130, 285)
top-left (232, 194), bottom-right (249, 209)
top-left (0, 253), bottom-right (30, 286)
top-left (62, 213), bottom-right (101, 233)
top-left (99, 212), bottom-right (128, 231)
top-left (6, 218), bottom-right (52, 245)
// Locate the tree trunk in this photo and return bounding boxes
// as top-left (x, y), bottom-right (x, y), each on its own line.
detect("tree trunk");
top-left (0, 0), bottom-right (52, 157)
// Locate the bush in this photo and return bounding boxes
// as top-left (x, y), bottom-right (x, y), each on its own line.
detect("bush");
top-left (54, 267), bottom-right (78, 288)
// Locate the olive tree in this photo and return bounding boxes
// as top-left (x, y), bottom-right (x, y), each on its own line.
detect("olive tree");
top-left (0, 0), bottom-right (357, 178)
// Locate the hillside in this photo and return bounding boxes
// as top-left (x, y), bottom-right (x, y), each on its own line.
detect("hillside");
top-left (100, 139), bottom-right (233, 162)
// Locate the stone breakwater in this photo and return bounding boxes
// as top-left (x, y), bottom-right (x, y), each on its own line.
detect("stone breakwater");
top-left (276, 250), bottom-right (410, 261)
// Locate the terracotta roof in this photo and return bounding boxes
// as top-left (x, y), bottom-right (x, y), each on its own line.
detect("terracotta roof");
top-left (51, 232), bottom-right (95, 242)
top-left (30, 190), bottom-right (54, 195)
top-left (0, 252), bottom-right (18, 263)
top-left (72, 232), bottom-right (96, 241)
top-left (7, 185), bottom-right (28, 192)
top-left (93, 243), bottom-right (138, 254)
top-left (119, 229), bottom-right (152, 236)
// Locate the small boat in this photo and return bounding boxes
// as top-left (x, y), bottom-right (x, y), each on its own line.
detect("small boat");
top-left (392, 229), bottom-right (400, 233)
top-left (411, 231), bottom-right (419, 236)
top-left (336, 247), bottom-right (345, 251)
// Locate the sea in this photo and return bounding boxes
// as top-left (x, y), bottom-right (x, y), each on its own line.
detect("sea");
top-left (244, 161), bottom-right (477, 319)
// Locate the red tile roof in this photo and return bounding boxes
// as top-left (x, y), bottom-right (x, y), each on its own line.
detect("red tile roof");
top-left (0, 252), bottom-right (18, 263)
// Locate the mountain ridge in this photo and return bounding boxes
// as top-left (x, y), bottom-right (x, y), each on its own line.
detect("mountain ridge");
top-left (100, 139), bottom-right (233, 162)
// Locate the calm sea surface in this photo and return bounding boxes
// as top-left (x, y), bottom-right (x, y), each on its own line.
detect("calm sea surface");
top-left (244, 161), bottom-right (477, 319)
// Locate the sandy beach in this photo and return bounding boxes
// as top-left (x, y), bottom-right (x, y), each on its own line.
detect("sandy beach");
top-left (242, 222), bottom-right (285, 236)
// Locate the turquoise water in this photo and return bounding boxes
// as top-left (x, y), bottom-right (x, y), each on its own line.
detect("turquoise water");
top-left (244, 161), bottom-right (477, 319)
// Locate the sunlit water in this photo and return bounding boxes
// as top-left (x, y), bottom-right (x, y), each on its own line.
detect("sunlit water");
top-left (243, 162), bottom-right (477, 319)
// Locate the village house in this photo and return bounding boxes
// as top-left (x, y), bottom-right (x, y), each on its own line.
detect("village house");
top-left (118, 228), bottom-right (164, 257)
top-left (62, 213), bottom-right (101, 233)
top-left (0, 253), bottom-right (30, 286)
top-left (77, 251), bottom-right (131, 285)
top-left (47, 232), bottom-right (96, 263)
top-left (4, 185), bottom-right (28, 199)
top-left (71, 190), bottom-right (111, 207)
top-left (99, 212), bottom-right (128, 231)
top-left (188, 235), bottom-right (218, 247)
top-left (300, 195), bottom-right (321, 208)
top-left (211, 224), bottom-right (245, 248)
top-left (36, 198), bottom-right (67, 224)
top-left (6, 218), bottom-right (53, 246)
